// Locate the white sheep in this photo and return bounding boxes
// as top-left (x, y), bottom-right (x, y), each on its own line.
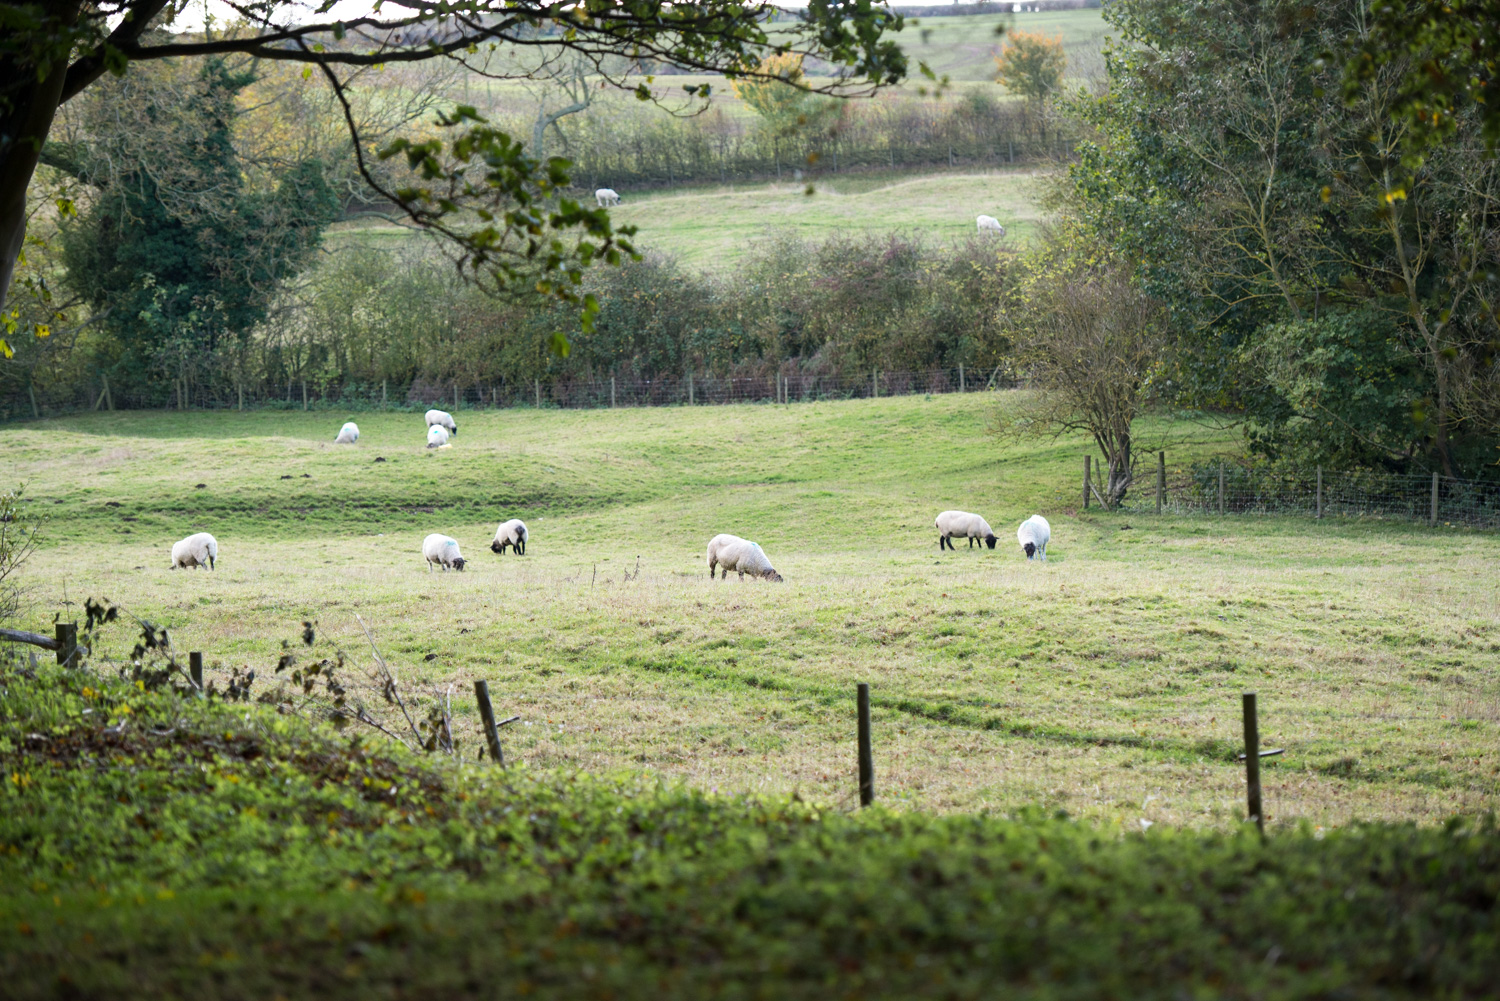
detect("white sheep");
top-left (422, 534), bottom-right (466, 571)
top-left (490, 518), bottom-right (528, 555)
top-left (1017, 515), bottom-right (1051, 560)
top-left (426, 424), bottom-right (450, 448)
top-left (425, 409), bottom-right (458, 436)
top-left (595, 188), bottom-right (620, 207)
top-left (976, 215), bottom-right (1006, 235)
top-left (170, 532), bottom-right (218, 571)
top-left (334, 421), bottom-right (359, 444)
top-left (706, 533), bottom-right (783, 582)
top-left (935, 510), bottom-right (997, 550)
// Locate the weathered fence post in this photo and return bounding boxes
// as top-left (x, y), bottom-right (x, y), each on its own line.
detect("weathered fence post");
top-left (301, 379), bottom-right (308, 411)
top-left (28, 383), bottom-right (39, 420)
top-left (857, 682), bottom-right (874, 807)
top-left (535, 379), bottom-right (541, 409)
top-left (688, 372), bottom-right (694, 406)
top-left (236, 381), bottom-right (243, 412)
top-left (959, 363), bottom-right (965, 393)
top-left (453, 384), bottom-right (460, 410)
top-left (382, 380), bottom-right (387, 410)
top-left (474, 680), bottom-right (505, 766)
top-left (1156, 451), bottom-right (1165, 515)
top-left (1083, 455), bottom-right (1091, 510)
top-left (189, 651), bottom-right (204, 695)
top-left (1431, 471), bottom-right (1440, 527)
top-left (611, 375), bottom-right (616, 408)
top-left (1316, 467), bottom-right (1323, 519)
top-left (872, 369), bottom-right (878, 398)
top-left (1242, 692), bottom-right (1263, 836)
top-left (1218, 462), bottom-right (1226, 515)
top-left (54, 623), bottom-right (77, 667)
top-left (104, 374), bottom-right (113, 411)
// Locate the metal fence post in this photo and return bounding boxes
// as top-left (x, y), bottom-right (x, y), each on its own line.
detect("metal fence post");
top-left (1083, 455), bottom-right (1091, 510)
top-left (1431, 471), bottom-right (1439, 526)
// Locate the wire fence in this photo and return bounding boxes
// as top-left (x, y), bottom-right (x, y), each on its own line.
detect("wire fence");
top-left (1108, 455), bottom-right (1500, 530)
top-left (1, 365), bottom-right (1015, 421)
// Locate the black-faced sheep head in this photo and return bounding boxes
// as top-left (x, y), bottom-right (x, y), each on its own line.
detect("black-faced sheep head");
top-left (1023, 541), bottom-right (1036, 558)
top-left (452, 557), bottom-right (466, 571)
top-left (764, 569), bottom-right (784, 582)
top-left (985, 534), bottom-right (997, 549)
top-left (490, 541), bottom-right (504, 554)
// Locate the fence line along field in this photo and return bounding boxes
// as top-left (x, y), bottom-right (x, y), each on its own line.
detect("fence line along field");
top-left (5, 393), bottom-right (1496, 830)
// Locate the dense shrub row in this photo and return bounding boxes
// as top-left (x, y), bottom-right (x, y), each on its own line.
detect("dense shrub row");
top-left (1, 658), bottom-right (1497, 998)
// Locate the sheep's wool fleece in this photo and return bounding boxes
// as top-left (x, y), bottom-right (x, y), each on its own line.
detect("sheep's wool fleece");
top-left (707, 534), bottom-right (776, 575)
top-left (427, 425), bottom-right (450, 448)
top-left (425, 409), bottom-right (457, 431)
top-left (335, 422), bottom-right (359, 444)
top-left (171, 532), bottom-right (218, 569)
top-left (935, 510), bottom-right (993, 539)
top-left (494, 519), bottom-right (527, 544)
top-left (422, 534), bottom-right (463, 566)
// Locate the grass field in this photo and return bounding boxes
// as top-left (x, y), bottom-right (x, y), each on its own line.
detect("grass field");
top-left (5, 395), bottom-right (1497, 833)
top-left (329, 169), bottom-right (1047, 271)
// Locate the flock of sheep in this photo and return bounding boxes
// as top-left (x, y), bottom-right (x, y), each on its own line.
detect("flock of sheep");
top-left (169, 410), bottom-right (1053, 577)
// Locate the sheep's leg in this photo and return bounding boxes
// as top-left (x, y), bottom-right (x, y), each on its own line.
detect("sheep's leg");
top-left (517, 538), bottom-right (525, 556)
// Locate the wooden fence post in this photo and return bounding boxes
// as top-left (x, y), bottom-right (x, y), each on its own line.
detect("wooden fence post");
top-left (1431, 471), bottom-right (1439, 527)
top-left (474, 680), bottom-right (505, 766)
top-left (1218, 462), bottom-right (1225, 515)
top-left (382, 380), bottom-right (387, 410)
top-left (453, 384), bottom-right (459, 410)
top-left (54, 623), bottom-right (77, 667)
top-left (535, 379), bottom-right (541, 409)
top-left (1242, 692), bottom-right (1263, 836)
top-left (857, 682), bottom-right (874, 807)
top-left (611, 374), bottom-right (616, 408)
top-left (1083, 455), bottom-right (1091, 510)
top-left (104, 374), bottom-right (113, 411)
top-left (236, 381), bottom-right (243, 412)
top-left (1156, 451), bottom-right (1165, 515)
top-left (189, 651), bottom-right (204, 695)
top-left (871, 369), bottom-right (878, 398)
top-left (301, 379), bottom-right (308, 411)
top-left (1316, 467), bottom-right (1323, 519)
top-left (959, 363), bottom-right (965, 393)
top-left (688, 372), bottom-right (694, 406)
top-left (28, 383), bottom-right (39, 420)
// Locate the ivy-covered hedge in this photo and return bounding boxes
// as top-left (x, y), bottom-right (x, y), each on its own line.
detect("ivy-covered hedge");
top-left (1, 660), bottom-right (1496, 999)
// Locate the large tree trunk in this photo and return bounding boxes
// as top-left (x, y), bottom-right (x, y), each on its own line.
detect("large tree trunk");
top-left (0, 51), bottom-right (71, 315)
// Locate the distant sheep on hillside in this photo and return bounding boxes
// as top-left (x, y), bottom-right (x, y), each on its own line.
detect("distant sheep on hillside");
top-left (596, 188), bottom-right (620, 207)
top-left (976, 215), bottom-right (1006, 235)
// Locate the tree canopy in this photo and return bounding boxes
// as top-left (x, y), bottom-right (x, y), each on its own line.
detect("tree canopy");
top-left (0, 0), bottom-right (912, 354)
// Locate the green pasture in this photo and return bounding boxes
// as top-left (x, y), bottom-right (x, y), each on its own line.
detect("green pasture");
top-left (327, 169), bottom-right (1047, 271)
top-left (4, 394), bottom-right (1496, 831)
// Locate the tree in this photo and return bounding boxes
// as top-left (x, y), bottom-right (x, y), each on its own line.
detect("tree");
top-left (994, 30), bottom-right (1066, 101)
top-left (731, 51), bottom-right (843, 174)
top-left (55, 58), bottom-right (340, 400)
top-left (996, 260), bottom-right (1166, 509)
top-left (0, 0), bottom-right (910, 343)
top-left (1064, 0), bottom-right (1500, 478)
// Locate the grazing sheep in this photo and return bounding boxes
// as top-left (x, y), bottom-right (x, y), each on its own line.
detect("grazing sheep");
top-left (425, 409), bottom-right (458, 435)
top-left (170, 532), bottom-right (218, 571)
top-left (490, 518), bottom-right (528, 555)
top-left (426, 424), bottom-right (450, 448)
top-left (706, 534), bottom-right (783, 582)
top-left (976, 215), bottom-right (1006, 234)
top-left (595, 187), bottom-right (620, 207)
top-left (1017, 514), bottom-right (1051, 560)
top-left (422, 534), bottom-right (466, 571)
top-left (334, 421), bottom-right (359, 444)
top-left (935, 510), bottom-right (997, 550)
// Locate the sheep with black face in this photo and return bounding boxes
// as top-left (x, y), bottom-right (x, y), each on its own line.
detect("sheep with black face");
top-left (934, 510), bottom-right (997, 550)
top-left (422, 534), bottom-right (466, 571)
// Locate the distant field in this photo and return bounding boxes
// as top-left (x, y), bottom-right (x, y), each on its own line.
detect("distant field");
top-left (6, 395), bottom-right (1497, 830)
top-left (328, 168), bottom-right (1049, 272)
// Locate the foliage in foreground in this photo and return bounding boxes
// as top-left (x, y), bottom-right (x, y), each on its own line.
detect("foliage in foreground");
top-left (1, 657), bottom-right (1497, 999)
